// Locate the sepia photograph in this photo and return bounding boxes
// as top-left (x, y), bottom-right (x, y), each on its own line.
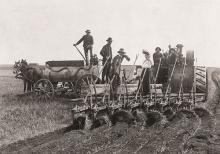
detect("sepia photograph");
top-left (0, 0), bottom-right (220, 153)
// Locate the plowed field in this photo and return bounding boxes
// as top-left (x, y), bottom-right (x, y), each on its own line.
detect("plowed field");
top-left (1, 67), bottom-right (220, 153)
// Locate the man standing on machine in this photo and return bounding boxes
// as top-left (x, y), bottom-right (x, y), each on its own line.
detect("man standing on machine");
top-left (100, 37), bottom-right (113, 83)
top-left (111, 48), bottom-right (130, 90)
top-left (73, 30), bottom-right (94, 66)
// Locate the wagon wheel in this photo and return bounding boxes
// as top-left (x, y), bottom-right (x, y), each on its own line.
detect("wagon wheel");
top-left (34, 79), bottom-right (54, 101)
top-left (75, 74), bottom-right (101, 97)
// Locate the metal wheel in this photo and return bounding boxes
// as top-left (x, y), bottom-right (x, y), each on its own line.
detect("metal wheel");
top-left (132, 108), bottom-right (147, 127)
top-left (72, 116), bottom-right (86, 130)
top-left (163, 108), bottom-right (175, 121)
top-left (111, 110), bottom-right (135, 126)
top-left (195, 66), bottom-right (207, 93)
top-left (34, 79), bottom-right (54, 101)
top-left (145, 111), bottom-right (163, 127)
top-left (91, 113), bottom-right (112, 130)
top-left (75, 74), bottom-right (101, 96)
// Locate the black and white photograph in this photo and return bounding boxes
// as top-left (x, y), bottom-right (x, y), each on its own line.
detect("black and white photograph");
top-left (0, 0), bottom-right (220, 153)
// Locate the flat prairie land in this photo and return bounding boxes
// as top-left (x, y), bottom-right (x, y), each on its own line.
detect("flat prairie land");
top-left (0, 65), bottom-right (14, 76)
top-left (0, 75), bottom-right (72, 147)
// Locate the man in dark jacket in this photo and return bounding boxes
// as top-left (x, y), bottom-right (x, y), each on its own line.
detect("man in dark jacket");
top-left (169, 48), bottom-right (177, 65)
top-left (111, 48), bottom-right (130, 77)
top-left (111, 48), bottom-right (130, 90)
top-left (100, 37), bottom-right (113, 83)
top-left (74, 30), bottom-right (94, 66)
top-left (153, 47), bottom-right (163, 64)
top-left (176, 44), bottom-right (184, 65)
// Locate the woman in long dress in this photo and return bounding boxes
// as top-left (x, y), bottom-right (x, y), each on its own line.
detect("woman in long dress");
top-left (140, 50), bottom-right (153, 95)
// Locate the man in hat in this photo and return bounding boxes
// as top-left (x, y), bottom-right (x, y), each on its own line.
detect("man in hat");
top-left (168, 48), bottom-right (177, 65)
top-left (111, 48), bottom-right (130, 89)
top-left (139, 50), bottom-right (153, 95)
top-left (176, 44), bottom-right (184, 65)
top-left (100, 37), bottom-right (113, 83)
top-left (153, 47), bottom-right (163, 64)
top-left (74, 30), bottom-right (94, 66)
top-left (176, 44), bottom-right (183, 54)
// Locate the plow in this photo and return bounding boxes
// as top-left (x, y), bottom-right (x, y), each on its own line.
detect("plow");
top-left (71, 50), bottom-right (207, 130)
top-left (71, 84), bottom-right (206, 130)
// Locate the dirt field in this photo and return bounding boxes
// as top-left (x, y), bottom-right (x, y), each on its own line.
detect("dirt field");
top-left (1, 67), bottom-right (220, 153)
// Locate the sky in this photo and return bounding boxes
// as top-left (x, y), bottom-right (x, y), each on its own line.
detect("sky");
top-left (0, 0), bottom-right (219, 67)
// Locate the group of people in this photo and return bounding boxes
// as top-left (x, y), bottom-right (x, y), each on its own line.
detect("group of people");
top-left (152, 44), bottom-right (184, 66)
top-left (73, 29), bottom-right (184, 95)
top-left (73, 30), bottom-right (130, 84)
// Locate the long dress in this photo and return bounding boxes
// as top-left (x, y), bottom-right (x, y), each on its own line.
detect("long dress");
top-left (140, 59), bottom-right (152, 95)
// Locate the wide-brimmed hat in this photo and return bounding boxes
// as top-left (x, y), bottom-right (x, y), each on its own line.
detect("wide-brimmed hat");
top-left (142, 49), bottom-right (150, 55)
top-left (155, 47), bottom-right (161, 51)
top-left (85, 29), bottom-right (91, 33)
top-left (118, 48), bottom-right (125, 55)
top-left (176, 44), bottom-right (183, 48)
top-left (106, 37), bottom-right (113, 42)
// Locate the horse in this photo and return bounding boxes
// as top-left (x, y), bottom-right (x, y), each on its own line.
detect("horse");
top-left (13, 59), bottom-right (43, 92)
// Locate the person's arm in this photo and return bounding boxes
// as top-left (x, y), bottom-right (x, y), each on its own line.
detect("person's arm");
top-left (91, 36), bottom-right (94, 45)
top-left (150, 59), bottom-right (153, 67)
top-left (110, 47), bottom-right (112, 59)
top-left (153, 53), bottom-right (156, 62)
top-left (100, 46), bottom-right (105, 57)
top-left (123, 55), bottom-right (130, 61)
top-left (75, 36), bottom-right (84, 46)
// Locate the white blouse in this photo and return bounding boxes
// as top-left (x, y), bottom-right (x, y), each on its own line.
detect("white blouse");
top-left (142, 59), bottom-right (152, 68)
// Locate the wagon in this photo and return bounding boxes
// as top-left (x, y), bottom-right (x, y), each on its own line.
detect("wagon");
top-left (33, 60), bottom-right (102, 99)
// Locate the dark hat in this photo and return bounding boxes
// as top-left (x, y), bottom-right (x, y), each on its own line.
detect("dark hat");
top-left (85, 29), bottom-right (91, 33)
top-left (106, 37), bottom-right (113, 42)
top-left (155, 47), bottom-right (161, 51)
top-left (118, 48), bottom-right (125, 55)
top-left (142, 49), bottom-right (150, 55)
top-left (176, 44), bottom-right (183, 47)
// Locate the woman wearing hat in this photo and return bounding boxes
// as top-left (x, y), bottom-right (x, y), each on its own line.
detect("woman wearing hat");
top-left (140, 50), bottom-right (153, 95)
